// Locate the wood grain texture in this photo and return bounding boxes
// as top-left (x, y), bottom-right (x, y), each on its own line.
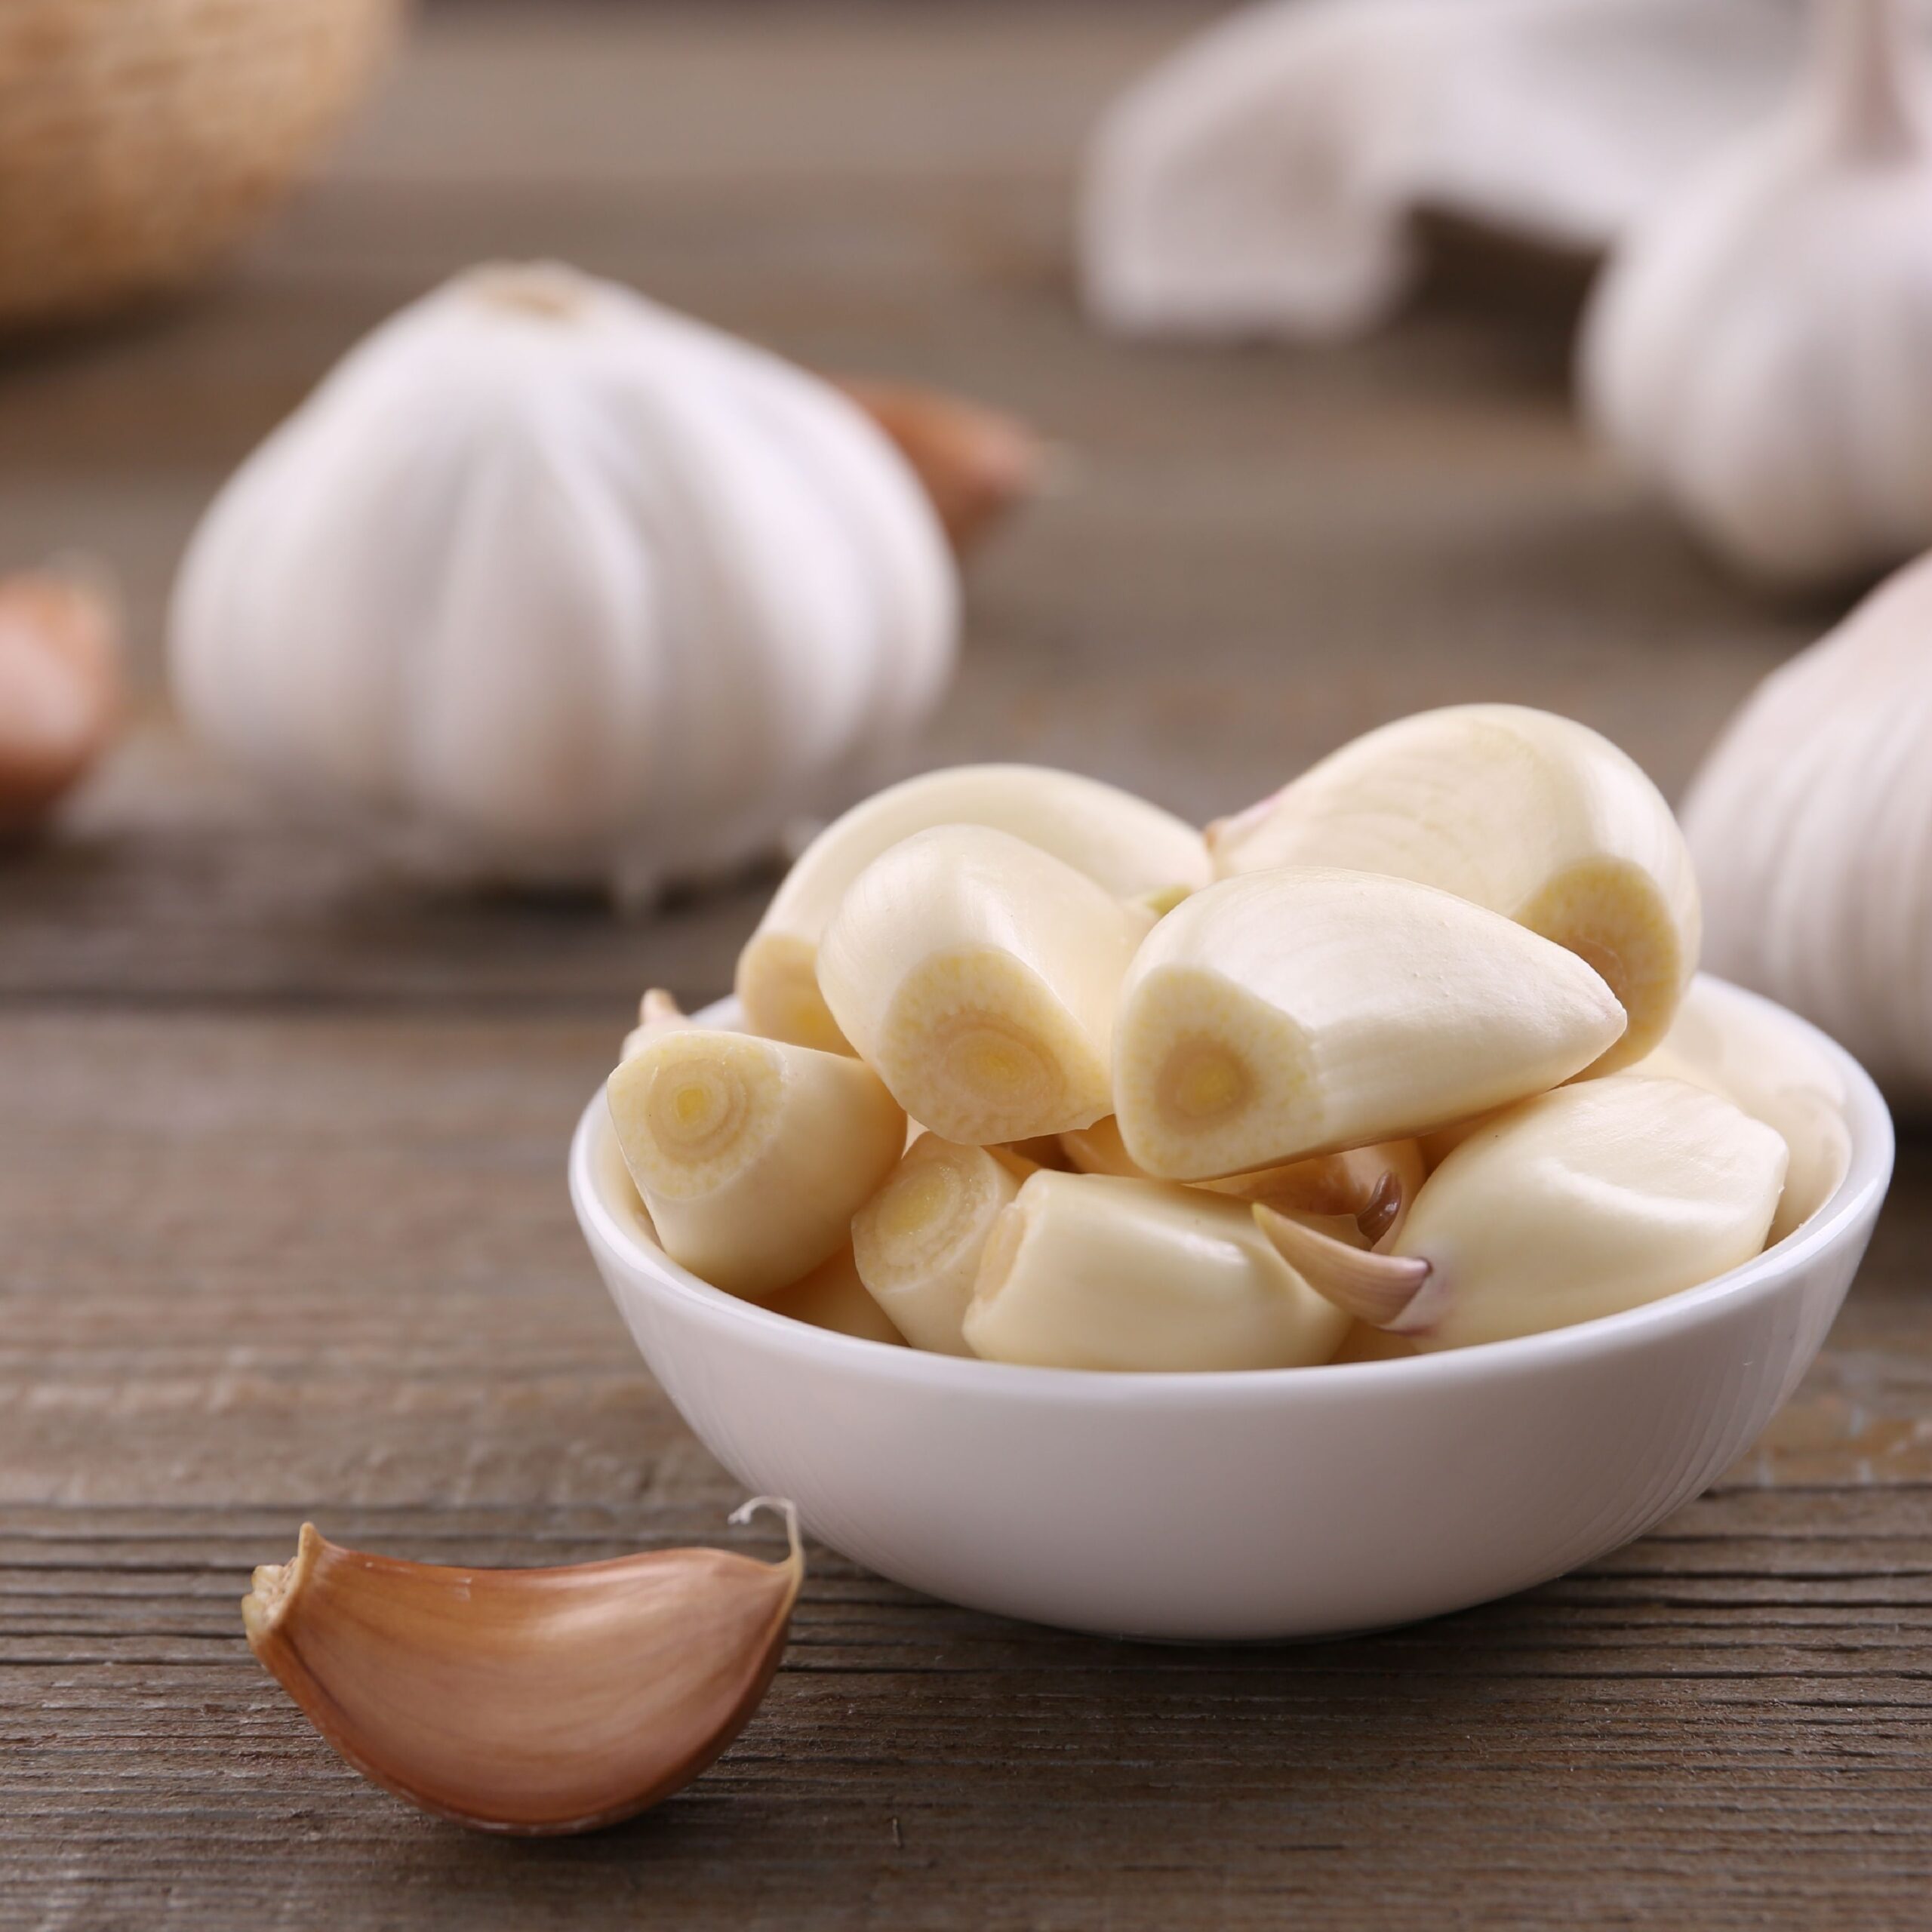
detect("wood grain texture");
top-left (1, 5), bottom-right (1927, 1927)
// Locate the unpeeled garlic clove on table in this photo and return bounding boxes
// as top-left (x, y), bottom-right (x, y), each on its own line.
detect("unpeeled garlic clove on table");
top-left (242, 1502), bottom-right (804, 1835)
top-left (1111, 866), bottom-right (1626, 1182)
top-left (851, 1134), bottom-right (1022, 1354)
top-left (608, 1026), bottom-right (906, 1300)
top-left (0, 568), bottom-right (122, 833)
top-left (963, 1171), bottom-right (1349, 1371)
top-left (1581, 0), bottom-right (1932, 590)
top-left (817, 823), bottom-right (1146, 1144)
top-left (737, 764), bottom-right (1208, 1053)
top-left (1207, 705), bottom-right (1698, 1072)
top-left (1257, 1075), bottom-right (1788, 1351)
top-left (835, 377), bottom-right (1045, 555)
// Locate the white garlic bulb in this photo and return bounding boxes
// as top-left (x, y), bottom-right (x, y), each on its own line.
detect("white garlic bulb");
top-left (1683, 549), bottom-right (1932, 1107)
top-left (1581, 0), bottom-right (1932, 589)
top-left (170, 263), bottom-right (958, 896)
top-left (1081, 0), bottom-right (1825, 343)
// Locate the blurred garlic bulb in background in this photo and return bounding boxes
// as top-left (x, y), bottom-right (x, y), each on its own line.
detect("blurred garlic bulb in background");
top-left (1081, 0), bottom-right (1821, 341)
top-left (170, 263), bottom-right (958, 898)
top-left (1582, 0), bottom-right (1932, 590)
top-left (1683, 552), bottom-right (1932, 1108)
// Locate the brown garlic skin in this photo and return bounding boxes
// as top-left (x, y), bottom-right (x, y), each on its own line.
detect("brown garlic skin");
top-left (837, 377), bottom-right (1043, 552)
top-left (242, 1503), bottom-right (802, 1835)
top-left (0, 571), bottom-right (122, 833)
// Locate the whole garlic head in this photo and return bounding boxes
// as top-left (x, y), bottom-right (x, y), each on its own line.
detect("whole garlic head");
top-left (1580, 0), bottom-right (1932, 589)
top-left (1683, 549), bottom-right (1932, 1110)
top-left (169, 263), bottom-right (958, 895)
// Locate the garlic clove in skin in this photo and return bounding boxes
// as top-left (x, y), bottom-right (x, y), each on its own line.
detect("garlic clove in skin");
top-left (833, 378), bottom-right (1044, 555)
top-left (1111, 866), bottom-right (1626, 1182)
top-left (1257, 1075), bottom-right (1789, 1351)
top-left (1580, 0), bottom-right (1932, 590)
top-left (0, 569), bottom-right (122, 832)
top-left (607, 1029), bottom-right (906, 1300)
top-left (242, 1503), bottom-right (804, 1835)
top-left (963, 1171), bottom-right (1349, 1372)
top-left (816, 824), bottom-right (1146, 1145)
top-left (1208, 705), bottom-right (1699, 1072)
top-left (851, 1135), bottom-right (1022, 1355)
top-left (738, 764), bottom-right (1208, 1054)
top-left (170, 262), bottom-right (957, 897)
top-left (764, 1246), bottom-right (906, 1346)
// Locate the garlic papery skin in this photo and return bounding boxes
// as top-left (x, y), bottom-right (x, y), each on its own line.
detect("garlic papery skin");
top-left (817, 824), bottom-right (1146, 1144)
top-left (851, 1136), bottom-right (1022, 1355)
top-left (169, 262), bottom-right (957, 897)
top-left (1112, 866), bottom-right (1626, 1182)
top-left (242, 1505), bottom-right (803, 1835)
top-left (1581, 0), bottom-right (1932, 589)
top-left (1262, 1075), bottom-right (1788, 1352)
top-left (606, 1029), bottom-right (905, 1300)
top-left (1208, 705), bottom-right (1699, 1072)
top-left (764, 1246), bottom-right (906, 1347)
top-left (962, 1171), bottom-right (1349, 1372)
top-left (1682, 552), bottom-right (1932, 1115)
top-left (1060, 1115), bottom-right (1423, 1247)
top-left (738, 764), bottom-right (1208, 1052)
top-left (0, 569), bottom-right (122, 832)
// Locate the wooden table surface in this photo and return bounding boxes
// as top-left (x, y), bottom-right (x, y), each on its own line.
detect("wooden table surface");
top-left (6, 5), bottom-right (1929, 1926)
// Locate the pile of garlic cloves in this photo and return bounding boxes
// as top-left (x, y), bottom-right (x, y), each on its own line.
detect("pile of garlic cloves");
top-left (606, 707), bottom-right (1822, 1370)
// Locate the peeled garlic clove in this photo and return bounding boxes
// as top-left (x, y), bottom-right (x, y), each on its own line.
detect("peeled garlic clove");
top-left (0, 570), bottom-right (122, 832)
top-left (835, 377), bottom-right (1044, 554)
top-left (851, 1135), bottom-right (1022, 1355)
top-left (608, 1029), bottom-right (905, 1299)
top-left (817, 824), bottom-right (1144, 1144)
top-left (1112, 866), bottom-right (1626, 1182)
top-left (1259, 1075), bottom-right (1788, 1351)
top-left (242, 1503), bottom-right (804, 1835)
top-left (737, 764), bottom-right (1208, 1052)
top-left (1208, 705), bottom-right (1699, 1072)
top-left (619, 987), bottom-right (697, 1062)
top-left (765, 1246), bottom-right (906, 1346)
top-left (964, 1171), bottom-right (1349, 1372)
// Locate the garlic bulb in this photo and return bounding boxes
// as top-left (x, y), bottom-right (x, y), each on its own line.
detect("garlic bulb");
top-left (1581, 0), bottom-right (1932, 589)
top-left (1683, 551), bottom-right (1932, 1108)
top-left (1081, 0), bottom-right (1824, 342)
top-left (170, 263), bottom-right (957, 896)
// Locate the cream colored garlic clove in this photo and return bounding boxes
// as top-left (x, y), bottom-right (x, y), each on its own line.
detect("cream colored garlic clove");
top-left (619, 987), bottom-right (697, 1062)
top-left (851, 1135), bottom-right (1022, 1354)
top-left (963, 1171), bottom-right (1349, 1371)
top-left (1683, 551), bottom-right (1932, 1117)
top-left (242, 1502), bottom-right (804, 1835)
top-left (1257, 1075), bottom-right (1788, 1351)
top-left (738, 764), bottom-right (1208, 1052)
top-left (1582, 0), bottom-right (1932, 589)
top-left (835, 378), bottom-right (1044, 554)
top-left (0, 569), bottom-right (122, 832)
top-left (607, 1029), bottom-right (906, 1299)
top-left (1112, 866), bottom-right (1626, 1182)
top-left (764, 1246), bottom-right (906, 1346)
top-left (817, 824), bottom-right (1145, 1144)
top-left (1208, 705), bottom-right (1699, 1072)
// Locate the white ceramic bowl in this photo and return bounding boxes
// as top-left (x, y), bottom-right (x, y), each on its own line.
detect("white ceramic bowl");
top-left (570, 977), bottom-right (1892, 1641)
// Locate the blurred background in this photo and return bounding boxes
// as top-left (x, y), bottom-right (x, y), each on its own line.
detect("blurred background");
top-left (2, 0), bottom-right (1844, 1010)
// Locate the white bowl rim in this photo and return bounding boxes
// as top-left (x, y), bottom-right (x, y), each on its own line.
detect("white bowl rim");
top-left (570, 974), bottom-right (1894, 1407)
